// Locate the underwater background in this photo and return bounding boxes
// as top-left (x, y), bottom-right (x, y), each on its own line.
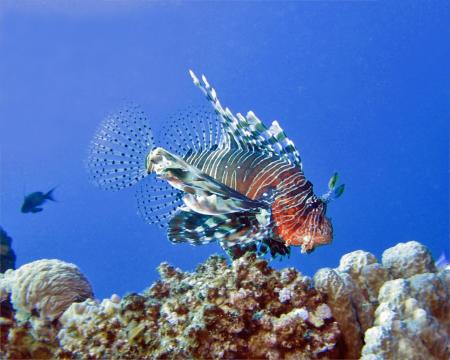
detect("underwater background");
top-left (0, 1), bottom-right (449, 300)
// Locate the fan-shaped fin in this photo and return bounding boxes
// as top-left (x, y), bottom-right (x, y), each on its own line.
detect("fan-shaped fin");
top-left (135, 175), bottom-right (183, 228)
top-left (86, 104), bottom-right (154, 190)
top-left (158, 106), bottom-right (223, 158)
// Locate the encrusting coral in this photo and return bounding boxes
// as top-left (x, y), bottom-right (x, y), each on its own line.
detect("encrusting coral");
top-left (1, 254), bottom-right (343, 359)
top-left (57, 254), bottom-right (342, 359)
top-left (0, 241), bottom-right (448, 360)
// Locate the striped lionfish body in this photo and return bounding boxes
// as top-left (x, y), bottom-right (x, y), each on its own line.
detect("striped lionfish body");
top-left (87, 71), bottom-right (344, 257)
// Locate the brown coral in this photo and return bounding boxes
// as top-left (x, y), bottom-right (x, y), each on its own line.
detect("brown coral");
top-left (57, 253), bottom-right (343, 359)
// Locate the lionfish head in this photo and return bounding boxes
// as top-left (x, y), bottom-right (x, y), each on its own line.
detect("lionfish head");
top-left (297, 209), bottom-right (333, 254)
top-left (276, 198), bottom-right (333, 253)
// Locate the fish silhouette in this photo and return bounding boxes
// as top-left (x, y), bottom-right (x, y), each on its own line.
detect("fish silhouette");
top-left (21, 188), bottom-right (56, 213)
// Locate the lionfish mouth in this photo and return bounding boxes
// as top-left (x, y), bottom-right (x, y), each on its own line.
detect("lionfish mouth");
top-left (299, 216), bottom-right (333, 253)
top-left (300, 233), bottom-right (332, 253)
top-left (278, 213), bottom-right (333, 253)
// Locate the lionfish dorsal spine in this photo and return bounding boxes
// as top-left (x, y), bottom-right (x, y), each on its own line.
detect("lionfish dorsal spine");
top-left (189, 70), bottom-right (303, 169)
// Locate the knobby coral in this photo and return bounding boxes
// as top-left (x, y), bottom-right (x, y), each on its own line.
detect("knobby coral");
top-left (361, 242), bottom-right (449, 360)
top-left (314, 241), bottom-right (449, 359)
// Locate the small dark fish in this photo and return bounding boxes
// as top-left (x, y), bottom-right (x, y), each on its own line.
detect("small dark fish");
top-left (21, 188), bottom-right (56, 213)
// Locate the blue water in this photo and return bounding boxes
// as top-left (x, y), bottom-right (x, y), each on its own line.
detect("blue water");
top-left (1, 2), bottom-right (449, 299)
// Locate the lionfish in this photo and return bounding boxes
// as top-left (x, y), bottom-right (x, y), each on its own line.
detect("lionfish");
top-left (86, 71), bottom-right (344, 258)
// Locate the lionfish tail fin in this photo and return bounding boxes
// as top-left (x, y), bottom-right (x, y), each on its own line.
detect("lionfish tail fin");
top-left (321, 172), bottom-right (345, 203)
top-left (86, 104), bottom-right (154, 191)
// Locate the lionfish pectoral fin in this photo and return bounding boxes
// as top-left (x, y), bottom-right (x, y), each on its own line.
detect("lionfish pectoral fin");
top-left (168, 208), bottom-right (251, 246)
top-left (218, 210), bottom-right (291, 259)
top-left (321, 172), bottom-right (345, 203)
top-left (218, 209), bottom-right (272, 248)
top-left (86, 104), bottom-right (154, 191)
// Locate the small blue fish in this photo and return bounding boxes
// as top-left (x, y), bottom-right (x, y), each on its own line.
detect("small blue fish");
top-left (21, 188), bottom-right (56, 213)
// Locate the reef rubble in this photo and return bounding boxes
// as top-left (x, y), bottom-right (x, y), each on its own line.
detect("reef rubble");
top-left (0, 241), bottom-right (448, 359)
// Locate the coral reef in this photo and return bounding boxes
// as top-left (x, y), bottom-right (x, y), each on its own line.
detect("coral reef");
top-left (361, 272), bottom-right (449, 359)
top-left (0, 259), bottom-right (93, 359)
top-left (361, 242), bottom-right (449, 360)
top-left (0, 241), bottom-right (448, 359)
top-left (0, 259), bottom-right (93, 322)
top-left (314, 241), bottom-right (449, 359)
top-left (57, 254), bottom-right (342, 359)
top-left (381, 241), bottom-right (437, 279)
top-left (0, 227), bottom-right (16, 273)
top-left (313, 250), bottom-right (389, 358)
top-left (1, 255), bottom-right (343, 359)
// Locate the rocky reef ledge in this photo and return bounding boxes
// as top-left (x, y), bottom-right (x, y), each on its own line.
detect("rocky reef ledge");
top-left (0, 241), bottom-right (448, 359)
